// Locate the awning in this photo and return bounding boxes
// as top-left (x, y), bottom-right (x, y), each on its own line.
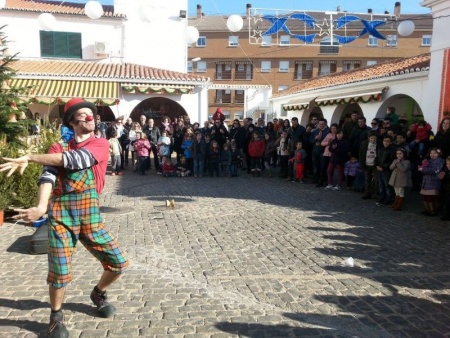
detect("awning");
top-left (315, 87), bottom-right (388, 106)
top-left (121, 83), bottom-right (194, 95)
top-left (283, 97), bottom-right (317, 111)
top-left (10, 78), bottom-right (119, 105)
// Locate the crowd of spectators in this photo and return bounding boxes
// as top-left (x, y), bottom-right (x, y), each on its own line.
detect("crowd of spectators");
top-left (96, 107), bottom-right (450, 221)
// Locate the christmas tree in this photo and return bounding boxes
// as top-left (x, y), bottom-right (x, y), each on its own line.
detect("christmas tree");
top-left (0, 25), bottom-right (34, 147)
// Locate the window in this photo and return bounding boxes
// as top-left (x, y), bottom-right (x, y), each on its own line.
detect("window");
top-left (229, 36), bottom-right (239, 47)
top-left (222, 110), bottom-right (231, 120)
top-left (422, 35), bottom-right (432, 46)
top-left (40, 31), bottom-right (82, 58)
top-left (237, 64), bottom-right (245, 71)
top-left (368, 35), bottom-right (378, 46)
top-left (319, 36), bottom-right (339, 54)
top-left (386, 35), bottom-right (397, 47)
top-left (197, 61), bottom-right (207, 72)
top-left (234, 111), bottom-right (244, 120)
top-left (236, 90), bottom-right (244, 94)
top-left (196, 36), bottom-right (206, 47)
top-left (278, 85), bottom-right (289, 92)
top-left (342, 61), bottom-right (361, 71)
top-left (262, 35), bottom-right (272, 46)
top-left (261, 61), bottom-right (271, 72)
top-left (278, 61), bottom-right (289, 72)
top-left (367, 60), bottom-right (377, 66)
top-left (187, 61), bottom-right (193, 73)
top-left (295, 62), bottom-right (313, 80)
top-left (318, 62), bottom-right (336, 76)
top-left (280, 35), bottom-right (290, 46)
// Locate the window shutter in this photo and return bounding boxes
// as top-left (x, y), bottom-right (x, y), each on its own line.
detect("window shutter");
top-left (40, 31), bottom-right (54, 56)
top-left (330, 63), bottom-right (337, 72)
top-left (68, 33), bottom-right (82, 58)
top-left (54, 32), bottom-right (68, 56)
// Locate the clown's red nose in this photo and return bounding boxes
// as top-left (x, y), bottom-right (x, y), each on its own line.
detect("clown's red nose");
top-left (85, 116), bottom-right (94, 122)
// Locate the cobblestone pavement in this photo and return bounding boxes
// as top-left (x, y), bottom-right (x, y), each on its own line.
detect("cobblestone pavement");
top-left (1, 168), bottom-right (450, 338)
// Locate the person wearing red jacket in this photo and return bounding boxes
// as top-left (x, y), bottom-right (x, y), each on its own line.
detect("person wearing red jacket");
top-left (409, 119), bottom-right (432, 158)
top-left (248, 132), bottom-right (266, 177)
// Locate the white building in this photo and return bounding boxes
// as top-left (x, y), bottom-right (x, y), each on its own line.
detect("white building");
top-left (270, 0), bottom-right (450, 131)
top-left (0, 0), bottom-right (211, 123)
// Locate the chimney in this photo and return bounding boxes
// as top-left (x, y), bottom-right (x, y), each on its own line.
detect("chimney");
top-left (246, 3), bottom-right (252, 16)
top-left (394, 2), bottom-right (401, 17)
top-left (197, 4), bottom-right (202, 19)
top-left (368, 8), bottom-right (373, 14)
top-left (337, 6), bottom-right (341, 12)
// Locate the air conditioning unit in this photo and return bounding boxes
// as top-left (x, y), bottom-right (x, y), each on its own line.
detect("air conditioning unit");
top-left (94, 41), bottom-right (110, 55)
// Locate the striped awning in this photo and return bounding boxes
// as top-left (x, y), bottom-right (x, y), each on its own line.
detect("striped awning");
top-left (283, 97), bottom-right (317, 111)
top-left (10, 78), bottom-right (119, 105)
top-left (121, 83), bottom-right (194, 95)
top-left (315, 87), bottom-right (388, 106)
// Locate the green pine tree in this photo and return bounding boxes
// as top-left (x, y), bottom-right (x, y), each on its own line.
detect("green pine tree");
top-left (0, 25), bottom-right (35, 148)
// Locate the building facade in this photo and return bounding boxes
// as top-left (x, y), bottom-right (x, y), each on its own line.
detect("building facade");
top-left (187, 2), bottom-right (432, 123)
top-left (0, 0), bottom-right (211, 124)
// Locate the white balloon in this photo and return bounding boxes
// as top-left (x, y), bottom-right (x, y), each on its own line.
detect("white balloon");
top-left (227, 15), bottom-right (244, 32)
top-left (0, 0), bottom-right (6, 10)
top-left (186, 26), bottom-right (199, 44)
top-left (397, 20), bottom-right (415, 37)
top-left (85, 0), bottom-right (104, 20)
top-left (38, 13), bottom-right (56, 31)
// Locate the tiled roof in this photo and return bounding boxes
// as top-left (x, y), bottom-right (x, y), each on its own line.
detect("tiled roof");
top-left (11, 59), bottom-right (209, 83)
top-left (273, 53), bottom-right (430, 98)
top-left (3, 0), bottom-right (125, 19)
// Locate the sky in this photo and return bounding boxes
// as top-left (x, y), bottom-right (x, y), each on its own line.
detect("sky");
top-left (49, 1), bottom-right (430, 15)
top-left (188, 1), bottom-right (430, 16)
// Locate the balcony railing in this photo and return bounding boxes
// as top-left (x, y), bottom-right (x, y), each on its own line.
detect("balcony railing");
top-left (214, 71), bottom-right (232, 80)
top-left (234, 72), bottom-right (253, 80)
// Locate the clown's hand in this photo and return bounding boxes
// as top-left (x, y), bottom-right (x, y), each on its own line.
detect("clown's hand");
top-left (0, 156), bottom-right (30, 177)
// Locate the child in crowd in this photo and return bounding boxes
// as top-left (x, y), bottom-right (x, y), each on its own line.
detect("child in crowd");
top-left (409, 120), bottom-right (432, 158)
top-left (393, 133), bottom-right (411, 158)
top-left (360, 131), bottom-right (379, 200)
top-left (176, 156), bottom-right (191, 177)
top-left (181, 134), bottom-right (194, 173)
top-left (375, 135), bottom-right (396, 205)
top-left (419, 148), bottom-right (445, 216)
top-left (230, 142), bottom-right (242, 177)
top-left (438, 156), bottom-right (450, 221)
top-left (204, 134), bottom-right (211, 176)
top-left (192, 132), bottom-right (206, 178)
top-left (220, 143), bottom-right (232, 177)
top-left (263, 132), bottom-right (275, 178)
top-left (162, 157), bottom-right (178, 177)
top-left (388, 148), bottom-right (411, 211)
top-left (108, 130), bottom-right (122, 176)
top-left (134, 132), bottom-right (151, 176)
top-left (157, 131), bottom-right (171, 172)
top-left (275, 130), bottom-right (290, 179)
top-left (248, 132), bottom-right (265, 177)
top-left (209, 140), bottom-right (221, 177)
top-left (344, 156), bottom-right (361, 190)
top-left (326, 130), bottom-right (349, 190)
top-left (289, 142), bottom-right (307, 183)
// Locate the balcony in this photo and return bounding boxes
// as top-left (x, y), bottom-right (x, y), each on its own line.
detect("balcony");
top-left (214, 71), bottom-right (232, 80)
top-left (235, 72), bottom-right (253, 80)
top-left (214, 96), bottom-right (232, 104)
top-left (294, 70), bottom-right (313, 80)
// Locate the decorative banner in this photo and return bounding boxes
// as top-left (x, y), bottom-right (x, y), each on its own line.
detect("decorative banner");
top-left (249, 8), bottom-right (394, 46)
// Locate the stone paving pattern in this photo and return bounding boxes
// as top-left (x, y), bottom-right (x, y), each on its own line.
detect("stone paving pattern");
top-left (1, 169), bottom-right (450, 337)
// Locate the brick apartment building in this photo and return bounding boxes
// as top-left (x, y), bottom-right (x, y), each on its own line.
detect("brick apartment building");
top-left (187, 2), bottom-right (432, 123)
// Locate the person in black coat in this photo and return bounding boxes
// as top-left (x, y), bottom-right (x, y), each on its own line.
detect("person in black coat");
top-left (228, 119), bottom-right (246, 151)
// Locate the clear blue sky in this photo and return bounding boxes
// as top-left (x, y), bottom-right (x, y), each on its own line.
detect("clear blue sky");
top-left (188, 1), bottom-right (430, 15)
top-left (51, 1), bottom-right (430, 15)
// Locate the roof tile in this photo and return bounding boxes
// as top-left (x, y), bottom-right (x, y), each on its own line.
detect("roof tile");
top-left (11, 59), bottom-right (208, 83)
top-left (273, 53), bottom-right (430, 98)
top-left (4, 0), bottom-right (125, 19)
